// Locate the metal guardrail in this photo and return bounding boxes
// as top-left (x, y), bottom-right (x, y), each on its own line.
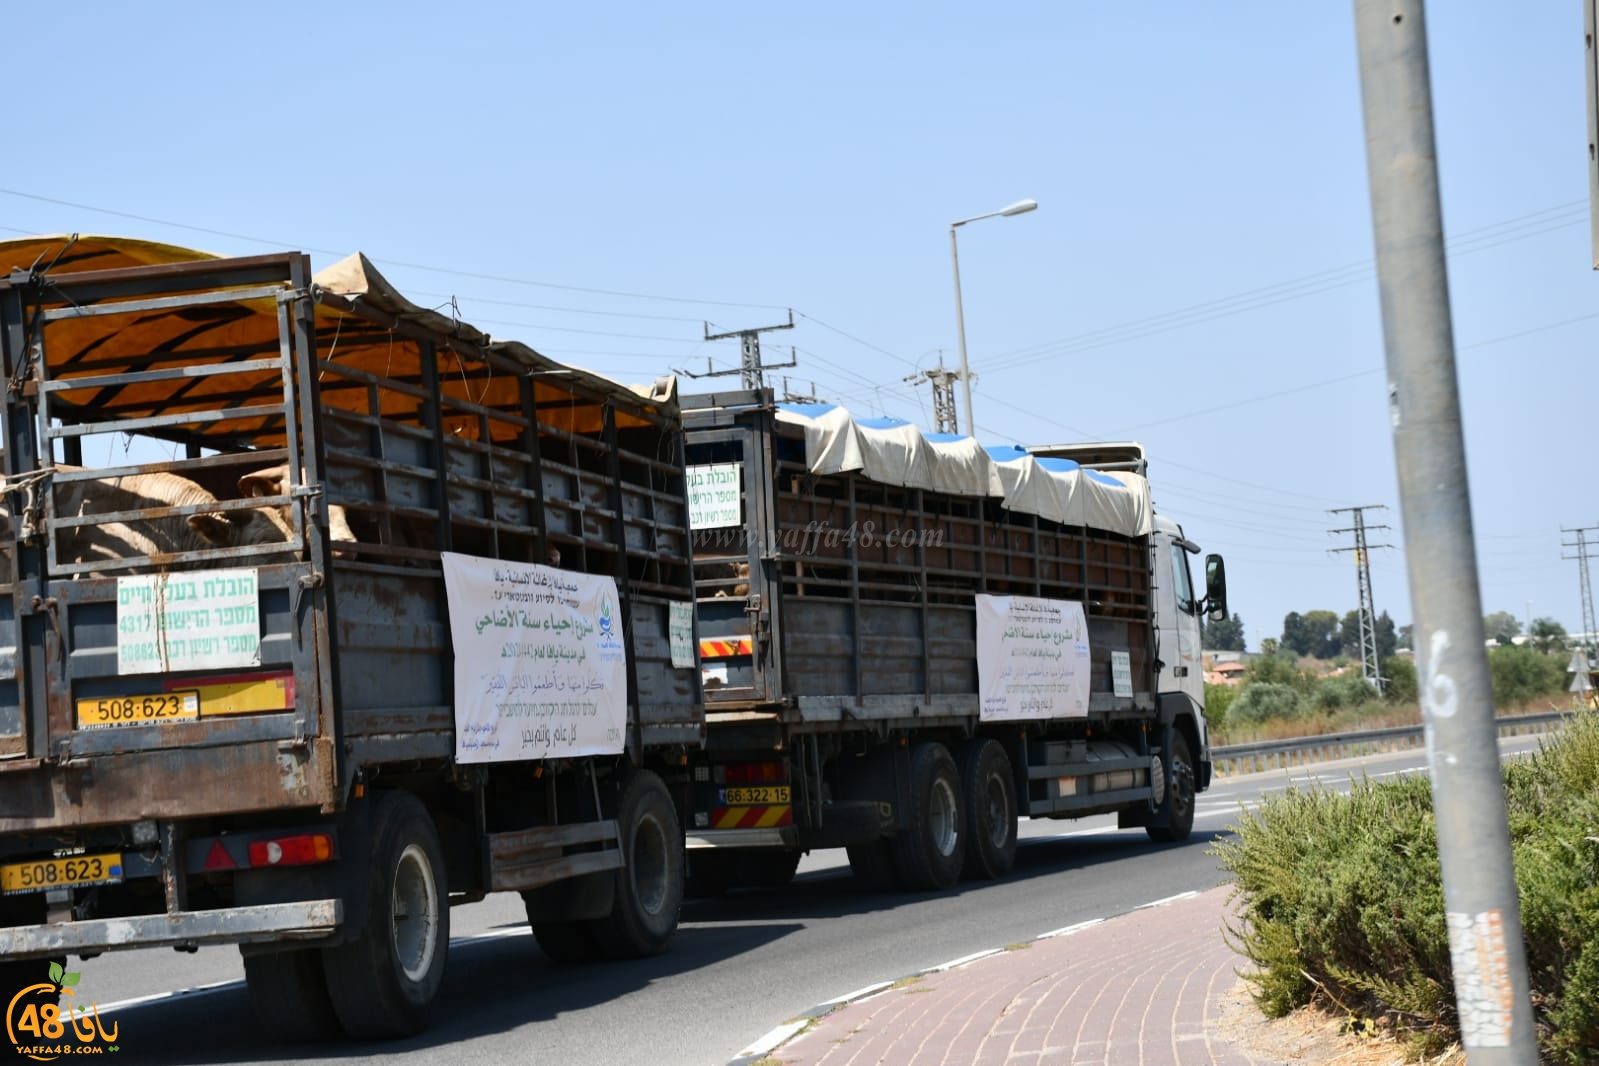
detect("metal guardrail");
top-left (1210, 710), bottom-right (1572, 777)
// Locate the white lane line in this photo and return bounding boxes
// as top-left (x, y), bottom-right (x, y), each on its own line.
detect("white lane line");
top-left (95, 979), bottom-right (239, 1015)
top-left (928, 949), bottom-right (1002, 972)
top-left (1038, 918), bottom-right (1104, 939)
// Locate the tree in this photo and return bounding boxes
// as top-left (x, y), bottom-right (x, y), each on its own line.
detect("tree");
top-left (1302, 609), bottom-right (1341, 660)
top-left (1483, 611), bottom-right (1522, 645)
top-left (1397, 623), bottom-right (1413, 651)
top-left (1203, 612), bottom-right (1246, 652)
top-left (1375, 611), bottom-right (1397, 660)
top-left (1528, 616), bottom-right (1568, 655)
top-left (1281, 612), bottom-right (1310, 656)
top-left (1340, 611), bottom-right (1362, 658)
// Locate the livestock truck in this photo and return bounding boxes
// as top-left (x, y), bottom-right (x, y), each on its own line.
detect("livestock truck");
top-left (0, 236), bottom-right (702, 1041)
top-left (680, 390), bottom-right (1226, 893)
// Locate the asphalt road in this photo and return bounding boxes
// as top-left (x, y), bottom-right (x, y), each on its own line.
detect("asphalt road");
top-left (47, 736), bottom-right (1549, 1066)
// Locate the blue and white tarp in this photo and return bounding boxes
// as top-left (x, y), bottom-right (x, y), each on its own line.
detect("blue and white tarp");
top-left (774, 405), bottom-right (1151, 538)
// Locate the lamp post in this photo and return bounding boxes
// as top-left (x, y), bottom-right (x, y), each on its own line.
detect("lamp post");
top-left (949, 198), bottom-right (1038, 436)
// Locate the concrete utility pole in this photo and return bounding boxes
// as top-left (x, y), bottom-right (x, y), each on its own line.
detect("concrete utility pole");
top-left (1561, 525), bottom-right (1599, 652)
top-left (1352, 2), bottom-right (1538, 1062)
top-left (1329, 504), bottom-right (1392, 692)
top-left (905, 360), bottom-right (962, 434)
top-left (683, 311), bottom-right (797, 389)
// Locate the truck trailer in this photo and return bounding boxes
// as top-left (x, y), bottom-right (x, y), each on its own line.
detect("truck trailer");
top-left (0, 236), bottom-right (702, 1040)
top-left (681, 390), bottom-right (1225, 893)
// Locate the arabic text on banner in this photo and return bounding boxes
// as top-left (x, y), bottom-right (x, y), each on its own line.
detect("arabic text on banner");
top-left (976, 594), bottom-right (1092, 721)
top-left (443, 553), bottom-right (628, 763)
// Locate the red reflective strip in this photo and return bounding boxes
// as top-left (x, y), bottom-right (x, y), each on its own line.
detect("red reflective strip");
top-left (711, 806), bottom-right (793, 829)
top-left (698, 638), bottom-right (754, 658)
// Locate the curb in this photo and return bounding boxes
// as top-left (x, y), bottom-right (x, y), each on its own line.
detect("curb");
top-left (725, 890), bottom-right (1202, 1065)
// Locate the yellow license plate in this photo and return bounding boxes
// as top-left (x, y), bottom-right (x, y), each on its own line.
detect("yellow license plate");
top-left (76, 690), bottom-right (200, 730)
top-left (722, 786), bottom-right (790, 806)
top-left (1, 853), bottom-right (124, 895)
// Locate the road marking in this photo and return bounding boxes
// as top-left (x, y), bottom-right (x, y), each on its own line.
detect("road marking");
top-left (929, 949), bottom-right (1001, 972)
top-left (95, 979), bottom-right (239, 1015)
top-left (734, 1019), bottom-right (810, 1061)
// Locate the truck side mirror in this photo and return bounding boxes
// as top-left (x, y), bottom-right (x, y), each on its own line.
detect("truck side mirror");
top-left (1204, 553), bottom-right (1228, 622)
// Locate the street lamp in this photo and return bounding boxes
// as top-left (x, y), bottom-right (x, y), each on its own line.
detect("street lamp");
top-left (950, 198), bottom-right (1038, 436)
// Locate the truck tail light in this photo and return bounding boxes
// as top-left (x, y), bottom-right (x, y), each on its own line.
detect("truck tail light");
top-left (247, 833), bottom-right (334, 868)
top-left (722, 762), bottom-right (787, 785)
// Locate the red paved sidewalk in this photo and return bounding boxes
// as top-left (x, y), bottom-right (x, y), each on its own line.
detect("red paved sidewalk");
top-left (745, 886), bottom-right (1263, 1066)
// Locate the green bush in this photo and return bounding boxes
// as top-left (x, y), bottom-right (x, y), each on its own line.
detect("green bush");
top-left (1243, 655), bottom-right (1316, 694)
top-left (1214, 712), bottom-right (1599, 1062)
top-left (1310, 671), bottom-right (1380, 714)
top-left (1226, 681), bottom-right (1307, 726)
top-left (1382, 656), bottom-right (1418, 704)
top-left (1204, 682), bottom-right (1237, 730)
top-left (1488, 645), bottom-right (1566, 708)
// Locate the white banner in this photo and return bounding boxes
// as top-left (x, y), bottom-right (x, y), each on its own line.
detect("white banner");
top-left (669, 601), bottom-right (696, 669)
top-left (976, 594), bottom-right (1092, 721)
top-left (117, 569), bottom-right (261, 675)
top-left (686, 462), bottom-right (742, 529)
top-left (443, 553), bottom-right (628, 763)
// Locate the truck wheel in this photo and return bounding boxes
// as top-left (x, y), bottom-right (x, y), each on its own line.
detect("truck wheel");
top-left (959, 739), bottom-right (1018, 880)
top-left (530, 919), bottom-right (601, 964)
top-left (592, 770), bottom-right (684, 959)
top-left (891, 742), bottom-right (965, 891)
top-left (244, 949), bottom-right (342, 1042)
top-left (1146, 732), bottom-right (1197, 843)
top-left (322, 791), bottom-right (449, 1039)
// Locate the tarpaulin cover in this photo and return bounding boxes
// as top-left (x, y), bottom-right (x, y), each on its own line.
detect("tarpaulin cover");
top-left (0, 235), bottom-right (677, 445)
top-left (776, 404), bottom-right (1151, 537)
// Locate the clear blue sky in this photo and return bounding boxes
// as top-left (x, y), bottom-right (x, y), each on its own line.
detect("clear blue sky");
top-left (4, 2), bottom-right (1591, 651)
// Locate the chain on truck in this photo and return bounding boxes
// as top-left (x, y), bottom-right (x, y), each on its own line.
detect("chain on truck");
top-left (0, 236), bottom-right (705, 1041)
top-left (679, 390), bottom-right (1227, 895)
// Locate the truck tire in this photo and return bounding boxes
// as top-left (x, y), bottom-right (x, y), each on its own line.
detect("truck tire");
top-left (244, 949), bottom-right (342, 1042)
top-left (322, 791), bottom-right (449, 1039)
top-left (530, 919), bottom-right (601, 964)
top-left (1146, 732), bottom-right (1196, 843)
top-left (959, 739), bottom-right (1018, 880)
top-left (890, 742), bottom-right (965, 891)
top-left (591, 770), bottom-right (684, 959)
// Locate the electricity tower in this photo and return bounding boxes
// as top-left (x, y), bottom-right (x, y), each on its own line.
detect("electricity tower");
top-left (1329, 505), bottom-right (1392, 692)
top-left (1562, 525), bottom-right (1599, 652)
top-left (679, 311), bottom-right (796, 389)
top-left (905, 359), bottom-right (962, 434)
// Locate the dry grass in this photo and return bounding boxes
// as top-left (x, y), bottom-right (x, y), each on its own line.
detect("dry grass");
top-left (1213, 695), bottom-right (1569, 747)
top-left (1212, 979), bottom-right (1466, 1065)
